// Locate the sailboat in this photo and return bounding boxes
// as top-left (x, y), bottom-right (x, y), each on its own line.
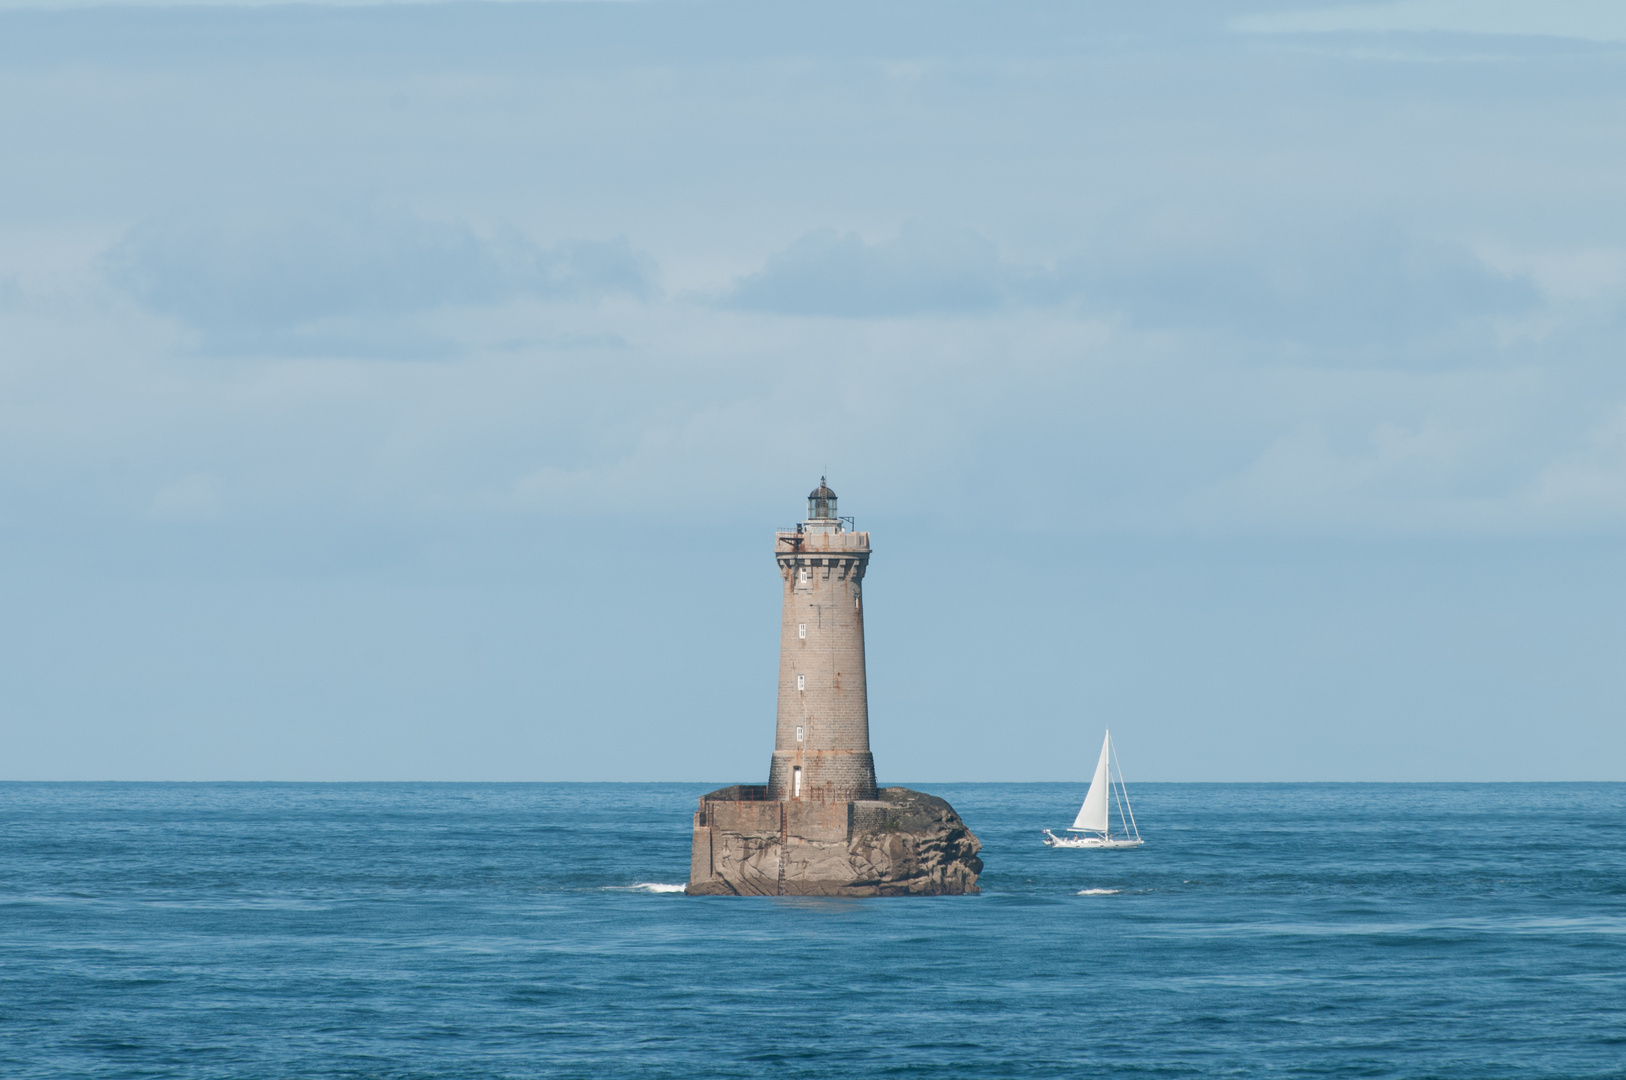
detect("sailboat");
top-left (1042, 729), bottom-right (1143, 849)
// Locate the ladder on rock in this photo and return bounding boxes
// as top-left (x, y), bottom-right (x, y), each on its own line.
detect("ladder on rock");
top-left (776, 802), bottom-right (788, 896)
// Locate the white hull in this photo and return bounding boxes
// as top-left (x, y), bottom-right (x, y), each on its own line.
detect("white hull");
top-left (1042, 829), bottom-right (1143, 849)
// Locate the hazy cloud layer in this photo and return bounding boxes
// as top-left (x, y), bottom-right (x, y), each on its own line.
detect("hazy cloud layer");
top-left (3, 0), bottom-right (1626, 781)
top-left (0, 0), bottom-right (1615, 536)
top-left (1075, 219), bottom-right (1541, 346)
top-left (1237, 0), bottom-right (1626, 41)
top-left (727, 219), bottom-right (1539, 348)
top-left (724, 224), bottom-right (1012, 316)
top-left (105, 203), bottom-right (653, 353)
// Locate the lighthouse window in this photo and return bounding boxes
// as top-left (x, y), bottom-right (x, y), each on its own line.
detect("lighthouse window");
top-left (793, 767), bottom-right (802, 797)
top-left (798, 623), bottom-right (807, 639)
top-left (796, 674), bottom-right (806, 691)
top-left (796, 725), bottom-right (804, 742)
top-left (799, 567), bottom-right (809, 584)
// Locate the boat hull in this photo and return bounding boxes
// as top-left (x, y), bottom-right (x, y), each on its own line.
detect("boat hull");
top-left (1042, 829), bottom-right (1143, 849)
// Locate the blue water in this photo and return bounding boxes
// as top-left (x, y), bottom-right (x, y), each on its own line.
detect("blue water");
top-left (2, 783), bottom-right (1623, 1078)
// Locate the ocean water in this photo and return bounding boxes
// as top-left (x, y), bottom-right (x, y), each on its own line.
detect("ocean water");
top-left (1, 783), bottom-right (1623, 1078)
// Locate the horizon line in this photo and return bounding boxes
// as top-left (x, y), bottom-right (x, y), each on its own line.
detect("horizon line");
top-left (1, 778), bottom-right (1621, 785)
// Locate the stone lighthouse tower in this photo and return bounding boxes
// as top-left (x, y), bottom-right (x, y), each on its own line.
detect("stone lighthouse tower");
top-left (765, 478), bottom-right (878, 803)
top-left (685, 480), bottom-right (983, 897)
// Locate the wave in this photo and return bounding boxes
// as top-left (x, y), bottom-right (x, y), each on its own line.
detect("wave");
top-left (604, 883), bottom-right (687, 893)
top-left (1077, 888), bottom-right (1120, 895)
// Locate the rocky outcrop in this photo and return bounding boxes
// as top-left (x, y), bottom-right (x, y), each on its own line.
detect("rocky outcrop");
top-left (686, 786), bottom-right (982, 897)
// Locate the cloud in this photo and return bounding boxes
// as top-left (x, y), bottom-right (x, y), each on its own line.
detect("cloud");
top-left (1235, 0), bottom-right (1626, 42)
top-left (721, 223), bottom-right (1014, 317)
top-left (104, 201), bottom-right (655, 355)
top-left (1527, 404), bottom-right (1626, 518)
top-left (1069, 218), bottom-right (1541, 346)
top-left (0, 0), bottom-right (610, 8)
top-left (722, 217), bottom-right (1538, 347)
top-left (1190, 418), bottom-right (1477, 532)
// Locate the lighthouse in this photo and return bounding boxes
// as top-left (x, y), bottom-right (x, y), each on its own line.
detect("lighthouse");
top-left (765, 478), bottom-right (878, 802)
top-left (685, 480), bottom-right (982, 896)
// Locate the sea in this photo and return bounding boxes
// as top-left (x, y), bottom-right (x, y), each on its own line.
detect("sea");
top-left (1, 782), bottom-right (1622, 1079)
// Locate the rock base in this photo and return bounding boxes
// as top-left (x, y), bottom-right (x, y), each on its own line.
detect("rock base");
top-left (686, 786), bottom-right (982, 897)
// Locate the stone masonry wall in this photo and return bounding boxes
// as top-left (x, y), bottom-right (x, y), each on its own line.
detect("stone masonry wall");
top-left (687, 787), bottom-right (982, 897)
top-left (765, 529), bottom-right (877, 801)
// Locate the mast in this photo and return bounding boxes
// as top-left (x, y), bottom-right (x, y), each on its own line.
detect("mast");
top-left (1108, 731), bottom-right (1125, 840)
top-left (1109, 734), bottom-right (1140, 842)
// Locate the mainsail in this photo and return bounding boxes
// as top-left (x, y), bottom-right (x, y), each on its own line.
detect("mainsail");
top-left (1070, 731), bottom-right (1113, 833)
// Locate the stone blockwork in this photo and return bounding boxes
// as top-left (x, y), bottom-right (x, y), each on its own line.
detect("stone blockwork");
top-left (766, 528), bottom-right (877, 802)
top-left (686, 787), bottom-right (983, 897)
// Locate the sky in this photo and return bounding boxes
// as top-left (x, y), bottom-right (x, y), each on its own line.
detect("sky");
top-left (2, 0), bottom-right (1624, 782)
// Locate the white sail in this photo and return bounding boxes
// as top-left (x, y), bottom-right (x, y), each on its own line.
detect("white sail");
top-left (1070, 731), bottom-right (1112, 832)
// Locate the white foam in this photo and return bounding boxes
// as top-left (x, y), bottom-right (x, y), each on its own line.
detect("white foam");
top-left (1077, 888), bottom-right (1120, 895)
top-left (613, 882), bottom-right (687, 893)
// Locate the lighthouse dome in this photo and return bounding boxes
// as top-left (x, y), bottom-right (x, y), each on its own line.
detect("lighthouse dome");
top-left (807, 478), bottom-right (838, 522)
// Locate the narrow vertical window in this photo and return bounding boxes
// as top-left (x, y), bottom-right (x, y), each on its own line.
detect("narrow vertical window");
top-left (793, 767), bottom-right (802, 797)
top-left (799, 567), bottom-right (809, 584)
top-left (796, 674), bottom-right (805, 691)
top-left (798, 623), bottom-right (807, 639)
top-left (795, 725), bottom-right (804, 742)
